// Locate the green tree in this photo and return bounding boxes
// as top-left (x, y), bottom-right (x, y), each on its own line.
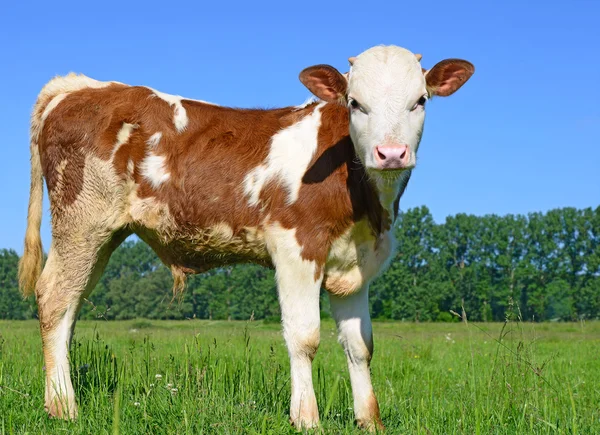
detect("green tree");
top-left (372, 206), bottom-right (442, 321)
top-left (0, 249), bottom-right (36, 319)
top-left (3, 206), bottom-right (600, 322)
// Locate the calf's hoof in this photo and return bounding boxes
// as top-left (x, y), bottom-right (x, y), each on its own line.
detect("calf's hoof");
top-left (45, 398), bottom-right (78, 420)
top-left (290, 414), bottom-right (320, 431)
top-left (357, 417), bottom-right (385, 432)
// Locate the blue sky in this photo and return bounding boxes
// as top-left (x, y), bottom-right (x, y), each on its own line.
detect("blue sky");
top-left (1, 1), bottom-right (598, 252)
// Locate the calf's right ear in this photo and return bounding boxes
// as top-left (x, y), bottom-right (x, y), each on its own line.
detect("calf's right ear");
top-left (299, 65), bottom-right (347, 103)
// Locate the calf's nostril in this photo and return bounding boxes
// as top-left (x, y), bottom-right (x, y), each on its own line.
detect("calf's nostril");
top-left (377, 149), bottom-right (387, 161)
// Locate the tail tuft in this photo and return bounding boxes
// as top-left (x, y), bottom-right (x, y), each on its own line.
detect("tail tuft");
top-left (170, 265), bottom-right (187, 302)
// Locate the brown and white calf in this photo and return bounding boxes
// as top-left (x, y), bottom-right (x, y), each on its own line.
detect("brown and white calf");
top-left (19, 45), bottom-right (473, 429)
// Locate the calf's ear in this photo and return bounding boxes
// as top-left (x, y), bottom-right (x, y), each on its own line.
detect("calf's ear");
top-left (425, 59), bottom-right (474, 97)
top-left (299, 65), bottom-right (347, 103)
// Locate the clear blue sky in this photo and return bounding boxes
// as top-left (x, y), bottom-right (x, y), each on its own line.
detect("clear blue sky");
top-left (1, 1), bottom-right (598, 252)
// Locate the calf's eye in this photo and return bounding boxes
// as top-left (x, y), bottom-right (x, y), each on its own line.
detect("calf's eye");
top-left (412, 96), bottom-right (427, 111)
top-left (349, 98), bottom-right (366, 113)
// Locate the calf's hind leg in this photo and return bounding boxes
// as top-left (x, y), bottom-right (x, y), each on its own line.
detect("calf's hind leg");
top-left (36, 230), bottom-right (128, 419)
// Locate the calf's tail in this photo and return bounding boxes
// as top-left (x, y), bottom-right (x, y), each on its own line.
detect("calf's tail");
top-left (18, 134), bottom-right (44, 297)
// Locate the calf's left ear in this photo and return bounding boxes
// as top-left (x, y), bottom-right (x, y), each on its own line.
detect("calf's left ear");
top-left (299, 65), bottom-right (348, 103)
top-left (425, 59), bottom-right (474, 97)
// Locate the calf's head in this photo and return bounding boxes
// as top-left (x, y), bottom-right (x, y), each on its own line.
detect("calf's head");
top-left (300, 45), bottom-right (474, 177)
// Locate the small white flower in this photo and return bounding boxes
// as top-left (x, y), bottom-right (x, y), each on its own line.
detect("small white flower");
top-left (167, 383), bottom-right (173, 388)
top-left (150, 383), bottom-right (154, 387)
top-left (134, 402), bottom-right (140, 406)
top-left (155, 374), bottom-right (162, 379)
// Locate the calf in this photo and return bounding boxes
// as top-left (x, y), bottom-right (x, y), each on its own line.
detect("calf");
top-left (19, 45), bottom-right (473, 430)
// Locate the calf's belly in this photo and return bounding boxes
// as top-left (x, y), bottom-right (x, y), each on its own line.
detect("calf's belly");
top-left (134, 224), bottom-right (272, 273)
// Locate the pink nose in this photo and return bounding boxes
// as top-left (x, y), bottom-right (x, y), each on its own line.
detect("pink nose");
top-left (374, 144), bottom-right (410, 170)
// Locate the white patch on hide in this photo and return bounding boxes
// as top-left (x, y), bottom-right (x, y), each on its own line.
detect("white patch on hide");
top-left (243, 102), bottom-right (325, 206)
top-left (146, 132), bottom-right (162, 148)
top-left (140, 153), bottom-right (170, 188)
top-left (111, 122), bottom-right (137, 160)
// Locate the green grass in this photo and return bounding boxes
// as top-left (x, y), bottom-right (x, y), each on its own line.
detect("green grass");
top-left (0, 319), bottom-right (599, 434)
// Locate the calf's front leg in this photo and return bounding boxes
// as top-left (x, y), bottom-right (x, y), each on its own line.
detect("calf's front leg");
top-left (329, 286), bottom-right (384, 431)
top-left (269, 226), bottom-right (322, 429)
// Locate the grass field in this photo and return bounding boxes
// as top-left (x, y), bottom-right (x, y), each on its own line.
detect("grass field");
top-left (0, 319), bottom-right (599, 434)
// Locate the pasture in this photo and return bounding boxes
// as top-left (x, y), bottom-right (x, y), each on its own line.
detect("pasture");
top-left (0, 319), bottom-right (598, 434)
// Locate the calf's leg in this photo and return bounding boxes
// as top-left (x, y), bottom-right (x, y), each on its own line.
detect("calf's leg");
top-left (36, 231), bottom-right (127, 419)
top-left (329, 286), bottom-right (384, 431)
top-left (268, 226), bottom-right (323, 429)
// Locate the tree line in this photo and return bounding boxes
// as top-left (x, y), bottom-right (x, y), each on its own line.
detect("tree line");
top-left (1, 206), bottom-right (598, 322)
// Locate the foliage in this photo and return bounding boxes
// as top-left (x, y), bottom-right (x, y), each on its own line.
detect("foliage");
top-left (1, 206), bottom-right (598, 322)
top-left (0, 249), bottom-right (36, 319)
